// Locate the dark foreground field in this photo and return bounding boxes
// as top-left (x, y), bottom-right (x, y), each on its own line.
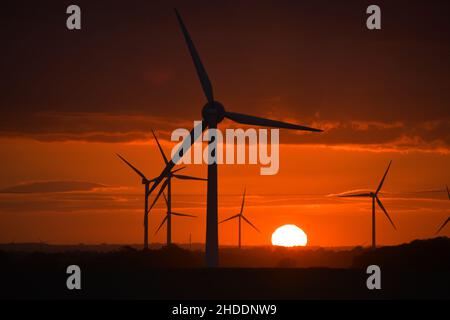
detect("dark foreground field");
top-left (1, 238), bottom-right (449, 299)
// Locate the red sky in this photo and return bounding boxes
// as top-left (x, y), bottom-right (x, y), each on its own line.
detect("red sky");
top-left (0, 0), bottom-right (449, 247)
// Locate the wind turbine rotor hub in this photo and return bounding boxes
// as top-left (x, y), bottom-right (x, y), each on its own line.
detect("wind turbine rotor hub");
top-left (202, 101), bottom-right (225, 124)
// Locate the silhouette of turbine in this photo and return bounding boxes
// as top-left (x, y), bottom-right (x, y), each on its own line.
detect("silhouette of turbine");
top-left (219, 188), bottom-right (260, 248)
top-left (436, 217), bottom-right (450, 235)
top-left (435, 187), bottom-right (450, 235)
top-left (154, 193), bottom-right (197, 246)
top-left (116, 153), bottom-right (184, 250)
top-left (146, 9), bottom-right (322, 267)
top-left (149, 130), bottom-right (206, 247)
top-left (339, 161), bottom-right (396, 249)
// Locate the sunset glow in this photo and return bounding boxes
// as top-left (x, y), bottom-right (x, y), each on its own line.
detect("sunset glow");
top-left (0, 1), bottom-right (448, 249)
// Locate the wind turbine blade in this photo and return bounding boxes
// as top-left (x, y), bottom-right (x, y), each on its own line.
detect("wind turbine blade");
top-left (151, 130), bottom-right (168, 165)
top-left (376, 196), bottom-right (397, 230)
top-left (147, 120), bottom-right (207, 196)
top-left (376, 161), bottom-right (392, 194)
top-left (338, 193), bottom-right (372, 198)
top-left (163, 192), bottom-right (169, 209)
top-left (171, 212), bottom-right (197, 218)
top-left (225, 112), bottom-right (322, 132)
top-left (173, 174), bottom-right (207, 181)
top-left (219, 214), bottom-right (240, 224)
top-left (436, 217), bottom-right (450, 235)
top-left (154, 215), bottom-right (168, 236)
top-left (242, 215), bottom-right (261, 233)
top-left (170, 120), bottom-right (208, 163)
top-left (446, 185), bottom-right (450, 200)
top-left (175, 9), bottom-right (214, 103)
top-left (171, 167), bottom-right (186, 174)
top-left (116, 154), bottom-right (147, 181)
top-left (240, 188), bottom-right (246, 215)
top-left (147, 164), bottom-right (174, 197)
top-left (149, 179), bottom-right (169, 211)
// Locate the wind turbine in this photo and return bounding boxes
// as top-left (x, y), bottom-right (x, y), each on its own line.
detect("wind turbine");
top-left (149, 130), bottom-right (206, 246)
top-left (147, 9), bottom-right (323, 267)
top-left (435, 185), bottom-right (450, 235)
top-left (219, 188), bottom-right (260, 248)
top-left (154, 193), bottom-right (197, 246)
top-left (116, 154), bottom-right (156, 250)
top-left (436, 217), bottom-right (450, 235)
top-left (339, 161), bottom-right (396, 249)
top-left (116, 153), bottom-right (187, 250)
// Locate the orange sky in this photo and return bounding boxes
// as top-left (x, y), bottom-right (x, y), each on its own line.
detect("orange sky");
top-left (0, 1), bottom-right (449, 247)
top-left (0, 137), bottom-right (448, 247)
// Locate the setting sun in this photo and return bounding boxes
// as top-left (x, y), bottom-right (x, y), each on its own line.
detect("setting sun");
top-left (271, 225), bottom-right (308, 247)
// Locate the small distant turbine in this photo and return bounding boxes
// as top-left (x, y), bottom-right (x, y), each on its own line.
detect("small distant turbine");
top-left (339, 161), bottom-right (396, 249)
top-left (154, 193), bottom-right (197, 246)
top-left (149, 130), bottom-right (206, 246)
top-left (436, 217), bottom-right (450, 235)
top-left (219, 188), bottom-right (260, 248)
top-left (189, 233), bottom-right (192, 250)
top-left (435, 187), bottom-right (449, 235)
top-left (116, 153), bottom-right (184, 250)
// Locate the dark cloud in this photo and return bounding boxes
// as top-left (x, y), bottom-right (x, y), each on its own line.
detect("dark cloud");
top-left (1, 111), bottom-right (448, 153)
top-left (0, 0), bottom-right (449, 150)
top-left (0, 190), bottom-right (446, 216)
top-left (0, 180), bottom-right (106, 194)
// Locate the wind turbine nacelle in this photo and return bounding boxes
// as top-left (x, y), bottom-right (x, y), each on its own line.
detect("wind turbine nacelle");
top-left (202, 101), bottom-right (225, 124)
